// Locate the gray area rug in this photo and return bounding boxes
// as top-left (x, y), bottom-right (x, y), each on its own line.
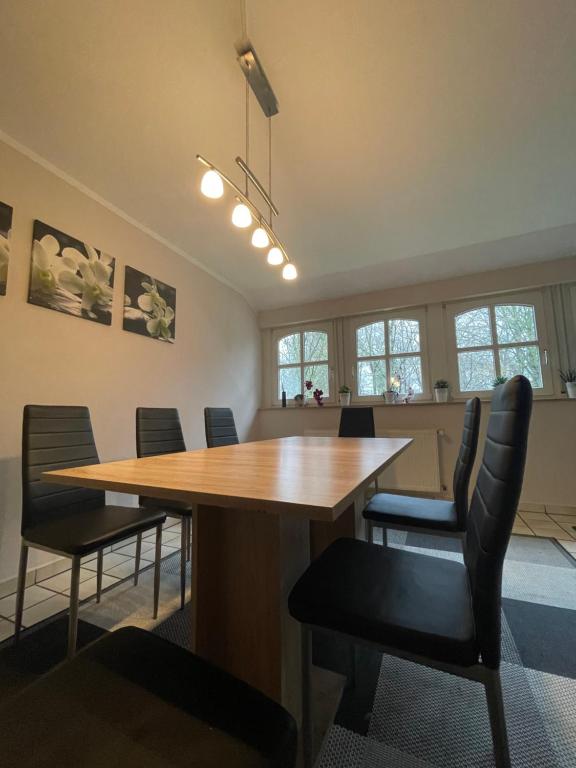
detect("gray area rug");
top-left (317, 532), bottom-right (576, 768)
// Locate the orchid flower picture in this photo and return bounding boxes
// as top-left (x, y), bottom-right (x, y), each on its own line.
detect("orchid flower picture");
top-left (123, 265), bottom-right (176, 343)
top-left (0, 200), bottom-right (13, 296)
top-left (27, 220), bottom-right (115, 324)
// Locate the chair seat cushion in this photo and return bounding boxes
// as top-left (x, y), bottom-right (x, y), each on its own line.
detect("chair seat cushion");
top-left (141, 496), bottom-right (194, 516)
top-left (364, 493), bottom-right (460, 531)
top-left (289, 538), bottom-right (478, 667)
top-left (23, 505), bottom-right (166, 556)
top-left (1, 627), bottom-right (296, 768)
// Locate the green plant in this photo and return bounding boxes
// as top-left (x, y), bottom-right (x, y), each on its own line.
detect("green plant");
top-left (492, 375), bottom-right (508, 387)
top-left (559, 368), bottom-right (576, 384)
top-left (434, 379), bottom-right (449, 389)
top-left (294, 393), bottom-right (304, 402)
top-left (338, 384), bottom-right (352, 393)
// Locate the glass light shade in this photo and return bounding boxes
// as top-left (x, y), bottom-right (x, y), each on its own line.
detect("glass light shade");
top-left (267, 246), bottom-right (284, 265)
top-left (282, 263), bottom-right (298, 280)
top-left (251, 227), bottom-right (270, 248)
top-left (200, 170), bottom-right (224, 199)
top-left (231, 203), bottom-right (252, 228)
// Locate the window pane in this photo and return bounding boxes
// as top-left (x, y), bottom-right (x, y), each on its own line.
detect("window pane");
top-left (304, 331), bottom-right (328, 362)
top-left (357, 360), bottom-right (386, 396)
top-left (389, 356), bottom-right (423, 393)
top-left (457, 350), bottom-right (496, 391)
top-left (455, 308), bottom-right (492, 348)
top-left (495, 304), bottom-right (538, 344)
top-left (278, 333), bottom-right (300, 365)
top-left (499, 346), bottom-right (543, 388)
top-left (304, 364), bottom-right (330, 398)
top-left (278, 366), bottom-right (301, 399)
top-left (388, 319), bottom-right (420, 354)
top-left (356, 322), bottom-right (385, 358)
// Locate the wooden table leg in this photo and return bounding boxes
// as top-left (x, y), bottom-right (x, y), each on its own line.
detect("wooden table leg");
top-left (192, 504), bottom-right (310, 719)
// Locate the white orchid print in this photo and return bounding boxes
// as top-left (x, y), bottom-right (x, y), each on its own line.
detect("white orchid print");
top-left (0, 201), bottom-right (13, 294)
top-left (123, 267), bottom-right (176, 343)
top-left (28, 222), bottom-right (115, 325)
top-left (0, 228), bottom-right (10, 291)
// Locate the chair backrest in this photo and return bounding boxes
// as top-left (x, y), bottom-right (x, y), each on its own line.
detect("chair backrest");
top-left (204, 407), bottom-right (239, 448)
top-left (452, 397), bottom-right (481, 527)
top-left (463, 376), bottom-right (532, 668)
top-left (338, 407), bottom-right (376, 438)
top-left (22, 405), bottom-right (104, 533)
top-left (136, 407), bottom-right (186, 458)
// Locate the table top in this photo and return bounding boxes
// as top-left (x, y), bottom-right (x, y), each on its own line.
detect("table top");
top-left (43, 436), bottom-right (412, 521)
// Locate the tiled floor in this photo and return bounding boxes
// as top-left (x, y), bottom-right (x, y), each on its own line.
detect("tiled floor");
top-left (0, 519), bottom-right (181, 640)
top-left (512, 509), bottom-right (576, 558)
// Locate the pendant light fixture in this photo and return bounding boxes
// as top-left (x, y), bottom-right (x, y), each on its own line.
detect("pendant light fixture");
top-left (197, 33), bottom-right (297, 281)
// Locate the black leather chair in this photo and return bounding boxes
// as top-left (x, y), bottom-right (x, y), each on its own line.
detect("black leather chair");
top-left (136, 407), bottom-right (192, 610)
top-left (17, 405), bottom-right (166, 659)
top-left (338, 406), bottom-right (376, 438)
top-left (289, 376), bottom-right (532, 768)
top-left (1, 626), bottom-right (297, 768)
top-left (364, 397), bottom-right (481, 544)
top-left (204, 407), bottom-right (239, 447)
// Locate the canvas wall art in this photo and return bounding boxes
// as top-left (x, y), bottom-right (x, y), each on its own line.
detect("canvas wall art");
top-left (0, 200), bottom-right (13, 295)
top-left (28, 220), bottom-right (115, 324)
top-left (123, 265), bottom-right (176, 343)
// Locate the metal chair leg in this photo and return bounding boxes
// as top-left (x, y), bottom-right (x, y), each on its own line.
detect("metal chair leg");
top-left (180, 517), bottom-right (187, 610)
top-left (186, 517), bottom-right (192, 562)
top-left (485, 670), bottom-right (511, 768)
top-left (367, 520), bottom-right (374, 544)
top-left (14, 542), bottom-right (29, 643)
top-left (347, 641), bottom-right (356, 690)
top-left (153, 524), bottom-right (162, 620)
top-left (67, 557), bottom-right (81, 660)
top-left (134, 532), bottom-right (142, 586)
top-left (96, 549), bottom-right (103, 603)
top-left (301, 625), bottom-right (313, 768)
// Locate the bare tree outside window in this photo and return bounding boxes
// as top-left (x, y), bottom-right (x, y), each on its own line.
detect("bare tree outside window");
top-left (455, 304), bottom-right (544, 391)
top-left (356, 318), bottom-right (424, 396)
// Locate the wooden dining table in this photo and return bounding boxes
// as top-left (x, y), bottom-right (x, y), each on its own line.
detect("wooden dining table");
top-left (43, 435), bottom-right (411, 728)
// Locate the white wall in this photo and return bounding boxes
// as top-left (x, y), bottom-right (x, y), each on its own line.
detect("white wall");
top-left (0, 141), bottom-right (261, 583)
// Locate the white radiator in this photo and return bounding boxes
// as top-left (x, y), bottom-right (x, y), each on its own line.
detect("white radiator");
top-left (303, 428), bottom-right (441, 493)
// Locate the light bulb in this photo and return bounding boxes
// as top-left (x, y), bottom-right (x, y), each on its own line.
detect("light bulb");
top-left (282, 263), bottom-right (298, 280)
top-left (200, 169), bottom-right (224, 199)
top-left (251, 227), bottom-right (270, 248)
top-left (231, 203), bottom-right (252, 228)
top-left (267, 246), bottom-right (284, 265)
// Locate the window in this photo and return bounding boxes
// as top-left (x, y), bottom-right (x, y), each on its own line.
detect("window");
top-left (448, 293), bottom-right (552, 394)
top-left (350, 312), bottom-right (427, 398)
top-left (274, 326), bottom-right (332, 401)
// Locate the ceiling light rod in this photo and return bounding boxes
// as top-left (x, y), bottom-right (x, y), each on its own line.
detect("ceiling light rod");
top-left (196, 154), bottom-right (290, 263)
top-left (235, 156), bottom-right (278, 216)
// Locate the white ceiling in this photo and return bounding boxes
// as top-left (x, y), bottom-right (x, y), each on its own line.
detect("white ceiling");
top-left (1, 0), bottom-right (575, 310)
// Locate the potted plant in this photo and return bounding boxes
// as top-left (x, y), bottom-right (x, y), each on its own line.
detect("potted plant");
top-left (294, 393), bottom-right (305, 407)
top-left (492, 375), bottom-right (508, 388)
top-left (434, 379), bottom-right (450, 403)
top-left (338, 385), bottom-right (352, 406)
top-left (384, 387), bottom-right (396, 404)
top-left (560, 368), bottom-right (576, 399)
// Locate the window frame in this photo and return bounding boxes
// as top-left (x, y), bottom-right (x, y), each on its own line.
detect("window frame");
top-left (445, 290), bottom-right (553, 397)
top-left (271, 322), bottom-right (335, 405)
top-left (345, 308), bottom-right (431, 403)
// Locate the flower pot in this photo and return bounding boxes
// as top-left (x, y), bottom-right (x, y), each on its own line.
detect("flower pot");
top-left (338, 392), bottom-right (351, 406)
top-left (434, 388), bottom-right (449, 403)
top-left (384, 392), bottom-right (396, 404)
top-left (566, 381), bottom-right (576, 399)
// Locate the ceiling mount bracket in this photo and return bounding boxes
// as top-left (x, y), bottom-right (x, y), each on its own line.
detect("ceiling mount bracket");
top-left (237, 45), bottom-right (279, 118)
